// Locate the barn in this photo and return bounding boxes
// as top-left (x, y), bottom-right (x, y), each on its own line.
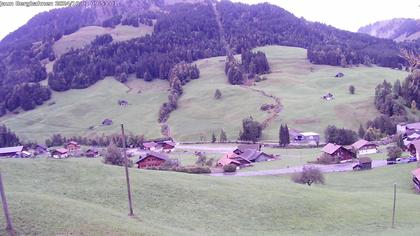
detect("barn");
top-left (0, 146), bottom-right (24, 157)
top-left (240, 149), bottom-right (273, 163)
top-left (136, 152), bottom-right (169, 169)
top-left (353, 157), bottom-right (372, 171)
top-left (217, 152), bottom-right (251, 167)
top-left (51, 148), bottom-right (68, 158)
top-left (322, 143), bottom-right (356, 162)
top-left (351, 139), bottom-right (378, 155)
top-left (233, 144), bottom-right (262, 154)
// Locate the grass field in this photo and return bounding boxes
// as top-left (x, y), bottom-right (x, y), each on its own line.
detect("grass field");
top-left (0, 76), bottom-right (168, 143)
top-left (53, 24), bottom-right (153, 57)
top-left (1, 158), bottom-right (420, 235)
top-left (1, 45), bottom-right (411, 143)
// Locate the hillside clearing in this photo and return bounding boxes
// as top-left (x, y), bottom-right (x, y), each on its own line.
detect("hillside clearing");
top-left (0, 159), bottom-right (420, 235)
top-left (53, 24), bottom-right (154, 57)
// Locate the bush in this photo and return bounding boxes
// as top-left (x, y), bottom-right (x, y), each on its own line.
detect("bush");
top-left (260, 104), bottom-right (275, 111)
top-left (103, 144), bottom-right (132, 167)
top-left (223, 164), bottom-right (237, 173)
top-left (315, 153), bottom-right (340, 164)
top-left (174, 166), bottom-right (211, 174)
top-left (291, 166), bottom-right (325, 186)
top-left (387, 146), bottom-right (402, 160)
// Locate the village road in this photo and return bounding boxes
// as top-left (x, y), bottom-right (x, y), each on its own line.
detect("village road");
top-left (209, 160), bottom-right (388, 177)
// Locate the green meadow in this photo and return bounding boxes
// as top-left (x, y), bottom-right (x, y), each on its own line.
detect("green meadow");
top-left (0, 158), bottom-right (419, 235)
top-left (0, 46), bottom-right (409, 143)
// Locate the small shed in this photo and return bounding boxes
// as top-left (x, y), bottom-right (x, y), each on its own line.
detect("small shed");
top-left (85, 149), bottom-right (99, 158)
top-left (335, 72), bottom-right (344, 78)
top-left (353, 157), bottom-right (372, 171)
top-left (408, 139), bottom-right (420, 161)
top-left (322, 93), bottom-right (334, 101)
top-left (102, 119), bottom-right (113, 126)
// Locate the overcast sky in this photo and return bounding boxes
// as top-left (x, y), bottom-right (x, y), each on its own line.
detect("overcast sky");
top-left (0, 0), bottom-right (419, 41)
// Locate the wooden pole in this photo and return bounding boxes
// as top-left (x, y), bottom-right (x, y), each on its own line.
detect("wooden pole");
top-left (0, 172), bottom-right (15, 236)
top-left (121, 124), bottom-right (134, 216)
top-left (392, 183), bottom-right (397, 229)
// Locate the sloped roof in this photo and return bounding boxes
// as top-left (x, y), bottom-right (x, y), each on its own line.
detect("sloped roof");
top-left (0, 146), bottom-right (23, 154)
top-left (137, 151), bottom-right (169, 163)
top-left (143, 142), bottom-right (157, 148)
top-left (163, 141), bottom-right (176, 147)
top-left (352, 139), bottom-right (377, 150)
top-left (68, 141), bottom-right (79, 145)
top-left (217, 156), bottom-right (240, 166)
top-left (237, 144), bottom-right (261, 152)
top-left (300, 132), bottom-right (319, 136)
top-left (54, 148), bottom-right (68, 154)
top-left (407, 122), bottom-right (420, 130)
top-left (322, 143), bottom-right (342, 155)
top-left (412, 168), bottom-right (420, 180)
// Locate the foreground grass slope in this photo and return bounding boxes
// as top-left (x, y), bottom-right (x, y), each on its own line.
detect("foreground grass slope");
top-left (0, 77), bottom-right (168, 142)
top-left (0, 159), bottom-right (419, 235)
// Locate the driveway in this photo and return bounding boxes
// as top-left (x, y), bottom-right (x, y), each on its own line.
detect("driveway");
top-left (210, 160), bottom-right (388, 177)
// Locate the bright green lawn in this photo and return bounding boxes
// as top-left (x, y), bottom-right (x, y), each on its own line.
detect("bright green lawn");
top-left (0, 77), bottom-right (168, 142)
top-left (0, 159), bottom-right (420, 235)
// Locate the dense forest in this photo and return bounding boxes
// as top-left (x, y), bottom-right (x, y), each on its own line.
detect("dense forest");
top-left (48, 3), bottom-right (223, 91)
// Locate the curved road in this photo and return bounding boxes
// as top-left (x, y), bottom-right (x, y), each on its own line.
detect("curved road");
top-left (210, 160), bottom-right (388, 177)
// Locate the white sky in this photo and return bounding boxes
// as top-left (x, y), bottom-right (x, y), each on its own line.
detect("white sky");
top-left (0, 0), bottom-right (419, 41)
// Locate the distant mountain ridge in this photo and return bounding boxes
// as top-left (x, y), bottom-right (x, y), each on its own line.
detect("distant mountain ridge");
top-left (358, 18), bottom-right (420, 42)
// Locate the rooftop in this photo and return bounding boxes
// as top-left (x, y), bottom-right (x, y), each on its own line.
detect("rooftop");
top-left (0, 146), bottom-right (23, 154)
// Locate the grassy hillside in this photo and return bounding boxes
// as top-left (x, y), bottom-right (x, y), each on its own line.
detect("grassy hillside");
top-left (170, 46), bottom-right (409, 141)
top-left (53, 24), bottom-right (154, 57)
top-left (0, 158), bottom-right (420, 235)
top-left (0, 45), bottom-right (410, 143)
top-left (0, 77), bottom-right (168, 142)
top-left (168, 56), bottom-right (272, 141)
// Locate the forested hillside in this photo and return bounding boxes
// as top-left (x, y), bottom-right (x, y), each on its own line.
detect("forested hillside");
top-left (0, 0), bottom-right (418, 116)
top-left (358, 18), bottom-right (420, 42)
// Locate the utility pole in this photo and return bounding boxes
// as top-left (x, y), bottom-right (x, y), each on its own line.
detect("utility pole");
top-left (392, 183), bottom-right (397, 228)
top-left (0, 172), bottom-right (15, 236)
top-left (121, 124), bottom-right (134, 216)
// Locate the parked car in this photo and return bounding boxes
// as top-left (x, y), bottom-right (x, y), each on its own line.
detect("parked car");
top-left (387, 159), bottom-right (396, 165)
top-left (396, 158), bottom-right (410, 164)
top-left (408, 156), bottom-right (417, 163)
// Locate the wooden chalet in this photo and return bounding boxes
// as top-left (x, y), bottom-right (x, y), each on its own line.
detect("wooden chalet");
top-left (34, 144), bottom-right (48, 155)
top-left (321, 143), bottom-right (356, 162)
top-left (353, 157), bottom-right (372, 171)
top-left (217, 152), bottom-right (251, 167)
top-left (408, 139), bottom-right (420, 161)
top-left (51, 148), bottom-right (68, 158)
top-left (66, 141), bottom-right (80, 152)
top-left (161, 141), bottom-right (176, 151)
top-left (351, 139), bottom-right (378, 156)
top-left (143, 141), bottom-right (158, 151)
top-left (233, 144), bottom-right (262, 155)
top-left (412, 168), bottom-right (420, 192)
top-left (0, 146), bottom-right (24, 157)
top-left (136, 151), bottom-right (169, 169)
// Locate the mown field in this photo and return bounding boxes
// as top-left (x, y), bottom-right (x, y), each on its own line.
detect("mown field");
top-left (0, 77), bottom-right (168, 143)
top-left (0, 158), bottom-right (419, 235)
top-left (53, 24), bottom-right (154, 58)
top-left (0, 45), bottom-right (410, 143)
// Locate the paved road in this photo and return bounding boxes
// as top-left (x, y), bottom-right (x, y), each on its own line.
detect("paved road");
top-left (177, 144), bottom-right (236, 153)
top-left (210, 160), bottom-right (388, 177)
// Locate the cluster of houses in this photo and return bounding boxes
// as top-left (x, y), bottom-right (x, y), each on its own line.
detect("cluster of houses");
top-left (216, 144), bottom-right (276, 169)
top-left (134, 140), bottom-right (176, 168)
top-left (398, 122), bottom-right (420, 192)
top-left (318, 139), bottom-right (379, 170)
top-left (0, 141), bottom-right (99, 159)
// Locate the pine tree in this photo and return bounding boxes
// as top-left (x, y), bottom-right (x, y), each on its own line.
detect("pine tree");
top-left (211, 132), bottom-right (216, 143)
top-left (284, 124), bottom-right (290, 146)
top-left (279, 124), bottom-right (284, 146)
top-left (349, 85), bottom-right (355, 94)
top-left (214, 89), bottom-right (222, 99)
top-left (220, 129), bottom-right (227, 143)
top-left (358, 124), bottom-right (365, 138)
